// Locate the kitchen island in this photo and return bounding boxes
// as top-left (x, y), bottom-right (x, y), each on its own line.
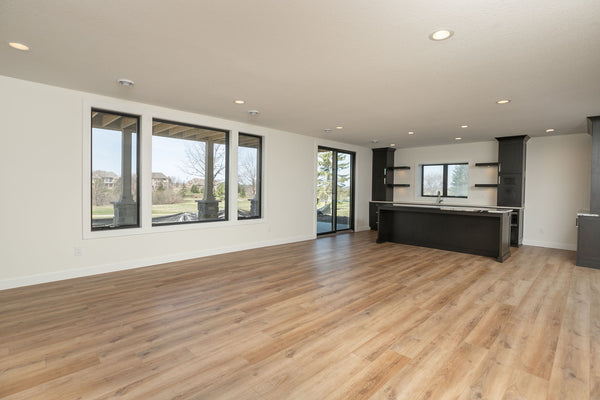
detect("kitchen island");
top-left (376, 204), bottom-right (512, 262)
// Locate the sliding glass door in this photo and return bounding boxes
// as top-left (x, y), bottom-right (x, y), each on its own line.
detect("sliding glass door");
top-left (317, 147), bottom-right (354, 235)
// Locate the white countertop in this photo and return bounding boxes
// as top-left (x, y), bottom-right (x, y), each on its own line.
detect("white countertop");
top-left (577, 210), bottom-right (600, 217)
top-left (375, 202), bottom-right (513, 213)
top-left (371, 201), bottom-right (518, 212)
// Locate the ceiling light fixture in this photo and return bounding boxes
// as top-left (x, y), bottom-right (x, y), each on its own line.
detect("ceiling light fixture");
top-left (335, 126), bottom-right (343, 130)
top-left (429, 29), bottom-right (454, 41)
top-left (390, 143), bottom-right (396, 147)
top-left (248, 110), bottom-right (260, 116)
top-left (461, 125), bottom-right (468, 128)
top-left (408, 131), bottom-right (415, 135)
top-left (324, 128), bottom-right (332, 133)
top-left (371, 139), bottom-right (379, 144)
top-left (8, 42), bottom-right (29, 51)
top-left (545, 128), bottom-right (555, 133)
top-left (496, 99), bottom-right (511, 104)
top-left (455, 137), bottom-right (462, 140)
top-left (117, 78), bottom-right (134, 86)
top-left (233, 100), bottom-right (245, 104)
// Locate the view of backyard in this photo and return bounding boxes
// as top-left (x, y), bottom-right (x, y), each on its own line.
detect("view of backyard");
top-left (92, 114), bottom-right (260, 228)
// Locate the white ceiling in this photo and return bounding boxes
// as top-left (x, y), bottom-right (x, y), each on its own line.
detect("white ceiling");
top-left (1, 0), bottom-right (600, 148)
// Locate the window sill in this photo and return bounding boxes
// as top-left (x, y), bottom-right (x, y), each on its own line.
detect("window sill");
top-left (84, 217), bottom-right (265, 240)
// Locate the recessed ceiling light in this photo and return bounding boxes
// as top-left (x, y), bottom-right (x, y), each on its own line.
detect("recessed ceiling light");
top-left (429, 29), bottom-right (454, 41)
top-left (8, 42), bottom-right (29, 51)
top-left (496, 99), bottom-right (511, 104)
top-left (545, 128), bottom-right (555, 133)
top-left (455, 137), bottom-right (462, 140)
top-left (233, 100), bottom-right (245, 104)
top-left (248, 110), bottom-right (260, 116)
top-left (324, 128), bottom-right (332, 133)
top-left (408, 131), bottom-right (415, 135)
top-left (390, 143), bottom-right (396, 147)
top-left (335, 126), bottom-right (343, 130)
top-left (117, 78), bottom-right (134, 86)
top-left (461, 125), bottom-right (469, 128)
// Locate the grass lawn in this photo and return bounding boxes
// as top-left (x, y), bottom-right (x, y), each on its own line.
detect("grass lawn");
top-left (92, 205), bottom-right (114, 218)
top-left (92, 197), bottom-right (259, 219)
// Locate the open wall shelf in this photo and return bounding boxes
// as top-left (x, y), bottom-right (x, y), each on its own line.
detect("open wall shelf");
top-left (388, 166), bottom-right (411, 170)
top-left (474, 184), bottom-right (499, 188)
top-left (474, 162), bottom-right (499, 167)
top-left (386, 184), bottom-right (410, 187)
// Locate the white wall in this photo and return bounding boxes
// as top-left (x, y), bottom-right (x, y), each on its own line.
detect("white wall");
top-left (0, 75), bottom-right (371, 289)
top-left (392, 141), bottom-right (499, 206)
top-left (523, 134), bottom-right (591, 250)
top-left (391, 135), bottom-right (592, 250)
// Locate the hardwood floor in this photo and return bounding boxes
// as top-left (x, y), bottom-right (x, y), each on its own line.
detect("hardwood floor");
top-left (1, 230), bottom-right (598, 399)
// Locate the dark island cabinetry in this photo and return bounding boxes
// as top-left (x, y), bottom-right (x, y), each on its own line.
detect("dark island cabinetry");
top-left (377, 205), bottom-right (511, 262)
top-left (369, 201), bottom-right (388, 230)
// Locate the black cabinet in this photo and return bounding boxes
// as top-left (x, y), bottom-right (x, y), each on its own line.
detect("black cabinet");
top-left (372, 148), bottom-right (395, 201)
top-left (509, 209), bottom-right (524, 247)
top-left (498, 174), bottom-right (524, 206)
top-left (496, 135), bottom-right (528, 247)
top-left (497, 139), bottom-right (525, 174)
top-left (496, 135), bottom-right (529, 207)
top-left (577, 215), bottom-right (600, 269)
top-left (590, 116), bottom-right (600, 214)
top-left (369, 202), bottom-right (386, 230)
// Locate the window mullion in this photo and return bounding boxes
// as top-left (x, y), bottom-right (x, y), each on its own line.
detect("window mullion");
top-left (443, 164), bottom-right (448, 197)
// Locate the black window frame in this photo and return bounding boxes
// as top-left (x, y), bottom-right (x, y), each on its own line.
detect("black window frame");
top-left (421, 163), bottom-right (469, 198)
top-left (316, 146), bottom-right (356, 235)
top-left (151, 118), bottom-right (229, 226)
top-left (238, 132), bottom-right (263, 220)
top-left (91, 108), bottom-right (141, 231)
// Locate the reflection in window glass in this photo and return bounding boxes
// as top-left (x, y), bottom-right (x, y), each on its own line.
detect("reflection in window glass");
top-left (447, 164), bottom-right (469, 197)
top-left (91, 110), bottom-right (139, 230)
top-left (336, 152), bottom-right (352, 231)
top-left (152, 119), bottom-right (228, 225)
top-left (422, 165), bottom-right (444, 196)
top-left (238, 133), bottom-right (262, 219)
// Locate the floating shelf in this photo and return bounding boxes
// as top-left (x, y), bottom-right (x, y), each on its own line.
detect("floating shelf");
top-left (474, 162), bottom-right (499, 167)
top-left (388, 166), bottom-right (411, 170)
top-left (474, 184), bottom-right (499, 188)
top-left (386, 184), bottom-right (410, 187)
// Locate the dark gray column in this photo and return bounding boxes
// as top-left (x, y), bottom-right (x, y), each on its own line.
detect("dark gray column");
top-left (589, 116), bottom-right (600, 214)
top-left (197, 139), bottom-right (219, 219)
top-left (204, 140), bottom-right (215, 201)
top-left (113, 127), bottom-right (137, 226)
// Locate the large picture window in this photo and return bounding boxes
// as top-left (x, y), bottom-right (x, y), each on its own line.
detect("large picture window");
top-left (238, 133), bottom-right (262, 219)
top-left (152, 119), bottom-right (228, 225)
top-left (422, 163), bottom-right (468, 198)
top-left (91, 109), bottom-right (140, 230)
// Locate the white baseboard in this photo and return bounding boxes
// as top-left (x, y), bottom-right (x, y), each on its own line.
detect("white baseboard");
top-left (355, 225), bottom-right (372, 232)
top-left (0, 234), bottom-right (315, 291)
top-left (522, 239), bottom-right (576, 251)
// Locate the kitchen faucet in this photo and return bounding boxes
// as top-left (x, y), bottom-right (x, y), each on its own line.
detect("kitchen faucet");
top-left (436, 190), bottom-right (443, 204)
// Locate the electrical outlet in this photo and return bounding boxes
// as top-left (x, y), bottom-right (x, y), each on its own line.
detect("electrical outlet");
top-left (74, 247), bottom-right (82, 256)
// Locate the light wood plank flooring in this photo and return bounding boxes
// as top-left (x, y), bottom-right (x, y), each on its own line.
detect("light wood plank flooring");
top-left (1, 230), bottom-right (599, 399)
